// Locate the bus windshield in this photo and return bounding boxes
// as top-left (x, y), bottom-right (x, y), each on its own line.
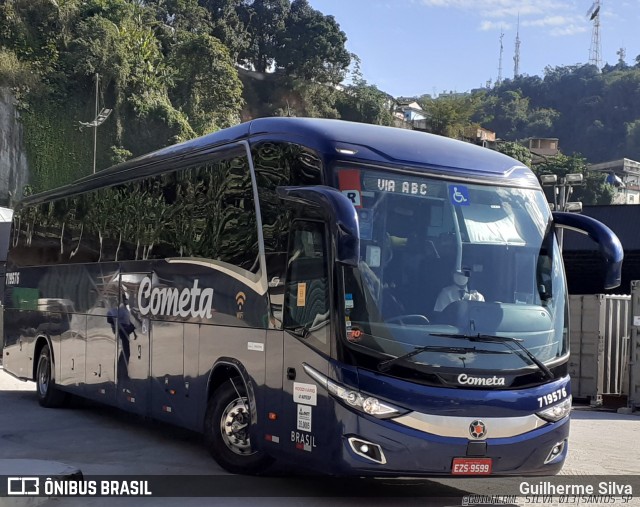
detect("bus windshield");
top-left (338, 166), bottom-right (567, 377)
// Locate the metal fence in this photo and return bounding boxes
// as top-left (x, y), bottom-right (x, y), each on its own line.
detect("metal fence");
top-left (629, 282), bottom-right (640, 409)
top-left (569, 294), bottom-right (631, 405)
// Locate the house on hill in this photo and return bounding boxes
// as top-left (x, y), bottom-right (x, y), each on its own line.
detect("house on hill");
top-left (588, 158), bottom-right (640, 205)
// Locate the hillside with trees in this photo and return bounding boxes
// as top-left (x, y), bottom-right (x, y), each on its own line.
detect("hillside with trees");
top-left (1, 0), bottom-right (640, 200)
top-left (0, 0), bottom-right (393, 192)
top-left (410, 61), bottom-right (640, 165)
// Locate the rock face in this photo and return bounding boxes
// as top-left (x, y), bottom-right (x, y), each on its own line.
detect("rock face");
top-left (0, 88), bottom-right (29, 207)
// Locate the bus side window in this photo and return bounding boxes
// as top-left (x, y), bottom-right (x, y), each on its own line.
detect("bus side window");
top-left (283, 221), bottom-right (330, 353)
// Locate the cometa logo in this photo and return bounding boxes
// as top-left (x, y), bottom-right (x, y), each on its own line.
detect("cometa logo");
top-left (457, 374), bottom-right (506, 387)
top-left (138, 276), bottom-right (213, 319)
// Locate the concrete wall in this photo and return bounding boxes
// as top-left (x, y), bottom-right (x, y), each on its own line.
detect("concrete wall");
top-left (0, 87), bottom-right (29, 206)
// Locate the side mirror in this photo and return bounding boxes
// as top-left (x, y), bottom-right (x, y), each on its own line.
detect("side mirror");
top-left (553, 211), bottom-right (623, 289)
top-left (277, 186), bottom-right (360, 266)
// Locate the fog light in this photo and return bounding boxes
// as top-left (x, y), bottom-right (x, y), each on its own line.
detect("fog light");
top-left (347, 437), bottom-right (386, 464)
top-left (544, 439), bottom-right (566, 464)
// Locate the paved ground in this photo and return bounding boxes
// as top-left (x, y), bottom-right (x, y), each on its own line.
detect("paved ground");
top-left (0, 367), bottom-right (637, 507)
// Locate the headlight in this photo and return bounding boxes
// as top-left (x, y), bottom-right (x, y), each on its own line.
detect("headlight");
top-left (537, 396), bottom-right (572, 422)
top-left (302, 363), bottom-right (407, 418)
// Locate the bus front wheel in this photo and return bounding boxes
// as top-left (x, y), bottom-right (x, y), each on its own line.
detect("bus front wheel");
top-left (36, 343), bottom-right (67, 408)
top-left (204, 378), bottom-right (273, 475)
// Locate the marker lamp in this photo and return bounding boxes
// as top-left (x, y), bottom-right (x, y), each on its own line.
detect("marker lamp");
top-left (537, 396), bottom-right (572, 422)
top-left (302, 363), bottom-right (407, 419)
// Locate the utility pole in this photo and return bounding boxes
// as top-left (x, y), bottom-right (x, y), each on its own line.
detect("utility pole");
top-left (540, 174), bottom-right (584, 250)
top-left (93, 73), bottom-right (98, 174)
top-left (79, 73), bottom-right (112, 174)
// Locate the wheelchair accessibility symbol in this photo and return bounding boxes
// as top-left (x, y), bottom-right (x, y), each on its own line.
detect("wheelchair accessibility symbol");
top-left (449, 185), bottom-right (470, 206)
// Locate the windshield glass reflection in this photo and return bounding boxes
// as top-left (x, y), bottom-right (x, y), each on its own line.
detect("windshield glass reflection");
top-left (338, 167), bottom-right (567, 375)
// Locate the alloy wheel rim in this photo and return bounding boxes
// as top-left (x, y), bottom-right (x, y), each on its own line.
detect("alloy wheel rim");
top-left (37, 354), bottom-right (50, 397)
top-left (219, 397), bottom-right (254, 456)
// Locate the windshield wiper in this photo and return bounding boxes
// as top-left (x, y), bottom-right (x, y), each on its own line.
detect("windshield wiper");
top-left (430, 333), bottom-right (555, 380)
top-left (377, 345), bottom-right (510, 373)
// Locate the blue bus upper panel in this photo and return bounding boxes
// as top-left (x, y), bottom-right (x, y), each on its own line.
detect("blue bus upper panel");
top-left (247, 118), bottom-right (538, 187)
top-left (19, 118), bottom-right (539, 207)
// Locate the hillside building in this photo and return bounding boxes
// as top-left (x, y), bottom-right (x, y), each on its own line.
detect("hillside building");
top-left (588, 158), bottom-right (640, 204)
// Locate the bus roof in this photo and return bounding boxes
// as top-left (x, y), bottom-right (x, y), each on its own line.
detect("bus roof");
top-left (19, 117), bottom-right (539, 206)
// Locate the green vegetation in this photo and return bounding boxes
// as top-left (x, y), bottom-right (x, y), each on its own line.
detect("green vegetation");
top-left (1, 0), bottom-right (639, 206)
top-left (0, 0), bottom-right (351, 191)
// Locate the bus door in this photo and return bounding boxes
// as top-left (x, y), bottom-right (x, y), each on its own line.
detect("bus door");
top-left (280, 220), bottom-right (332, 462)
top-left (86, 288), bottom-right (117, 403)
top-left (115, 272), bottom-right (151, 415)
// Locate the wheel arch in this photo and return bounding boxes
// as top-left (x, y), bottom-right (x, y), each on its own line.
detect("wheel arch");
top-left (205, 358), bottom-right (257, 430)
top-left (32, 334), bottom-right (53, 382)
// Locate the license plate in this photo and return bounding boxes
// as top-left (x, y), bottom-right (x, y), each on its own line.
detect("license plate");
top-left (451, 457), bottom-right (493, 475)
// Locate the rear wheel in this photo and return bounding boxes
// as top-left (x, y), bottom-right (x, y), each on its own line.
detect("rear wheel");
top-left (204, 378), bottom-right (273, 475)
top-left (36, 343), bottom-right (67, 408)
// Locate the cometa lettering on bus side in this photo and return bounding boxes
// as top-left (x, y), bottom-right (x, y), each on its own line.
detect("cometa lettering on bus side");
top-left (138, 276), bottom-right (214, 319)
top-left (457, 374), bottom-right (506, 386)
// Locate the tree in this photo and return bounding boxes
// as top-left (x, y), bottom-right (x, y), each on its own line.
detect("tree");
top-left (496, 141), bottom-right (532, 167)
top-left (533, 153), bottom-right (614, 205)
top-left (238, 0), bottom-right (289, 73)
top-left (169, 32), bottom-right (244, 134)
top-left (419, 93), bottom-right (480, 138)
top-left (336, 56), bottom-right (392, 125)
top-left (199, 0), bottom-right (250, 60)
top-left (625, 119), bottom-right (640, 161)
top-left (479, 90), bottom-right (530, 139)
top-left (275, 0), bottom-right (350, 85)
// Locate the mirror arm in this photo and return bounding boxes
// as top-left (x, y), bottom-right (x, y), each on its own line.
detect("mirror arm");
top-left (277, 185), bottom-right (360, 266)
top-left (553, 211), bottom-right (623, 289)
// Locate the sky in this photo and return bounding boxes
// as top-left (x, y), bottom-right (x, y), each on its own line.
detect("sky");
top-left (306, 0), bottom-right (640, 98)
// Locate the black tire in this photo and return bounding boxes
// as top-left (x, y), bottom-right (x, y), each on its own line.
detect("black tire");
top-left (204, 378), bottom-right (274, 475)
top-left (36, 343), bottom-right (67, 408)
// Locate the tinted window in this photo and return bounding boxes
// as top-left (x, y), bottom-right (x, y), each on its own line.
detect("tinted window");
top-left (284, 221), bottom-right (330, 353)
top-left (8, 148), bottom-right (260, 272)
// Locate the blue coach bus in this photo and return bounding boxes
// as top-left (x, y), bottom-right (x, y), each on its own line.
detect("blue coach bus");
top-left (2, 118), bottom-right (622, 476)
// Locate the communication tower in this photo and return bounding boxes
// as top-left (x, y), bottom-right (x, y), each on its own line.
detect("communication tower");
top-left (587, 0), bottom-right (602, 69)
top-left (513, 15), bottom-right (521, 78)
top-left (497, 31), bottom-right (504, 85)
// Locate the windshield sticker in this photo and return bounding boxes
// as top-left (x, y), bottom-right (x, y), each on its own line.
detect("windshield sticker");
top-left (347, 328), bottom-right (363, 343)
top-left (449, 185), bottom-right (470, 206)
top-left (345, 293), bottom-right (354, 309)
top-left (296, 283), bottom-right (306, 307)
top-left (338, 170), bottom-right (362, 208)
top-left (358, 209), bottom-right (372, 240)
top-left (342, 190), bottom-right (361, 207)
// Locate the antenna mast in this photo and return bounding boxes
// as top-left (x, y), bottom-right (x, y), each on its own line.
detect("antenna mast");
top-left (513, 14), bottom-right (521, 78)
top-left (497, 31), bottom-right (504, 85)
top-left (587, 0), bottom-right (602, 69)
